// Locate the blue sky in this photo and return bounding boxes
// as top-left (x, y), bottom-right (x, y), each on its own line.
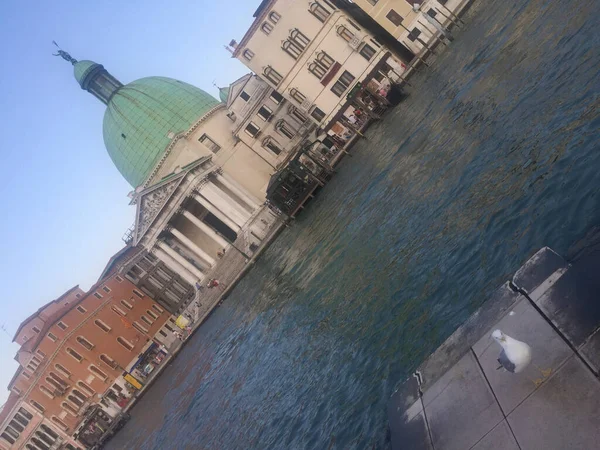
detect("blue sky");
top-left (0, 0), bottom-right (257, 405)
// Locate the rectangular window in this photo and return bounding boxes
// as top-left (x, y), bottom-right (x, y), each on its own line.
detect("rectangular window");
top-left (159, 330), bottom-right (168, 337)
top-left (151, 304), bottom-right (164, 314)
top-left (93, 292), bottom-right (102, 299)
top-left (242, 49), bottom-right (254, 61)
top-left (257, 105), bottom-right (273, 121)
top-left (102, 286), bottom-right (111, 293)
top-left (240, 91), bottom-right (250, 102)
top-left (199, 134), bottom-right (221, 154)
top-left (359, 43), bottom-right (376, 61)
top-left (367, 0), bottom-right (379, 5)
top-left (331, 71), bottom-right (355, 97)
top-left (386, 9), bottom-right (404, 26)
top-left (12, 387), bottom-right (21, 395)
top-left (244, 122), bottom-right (261, 138)
top-left (22, 371), bottom-right (31, 379)
top-left (32, 326), bottom-right (40, 334)
top-left (76, 305), bottom-right (87, 314)
top-left (311, 107), bottom-right (326, 122)
top-left (115, 275), bottom-right (123, 282)
top-left (47, 332), bottom-right (58, 341)
top-left (36, 349), bottom-right (46, 358)
top-left (270, 91), bottom-right (284, 104)
top-left (147, 310), bottom-right (159, 320)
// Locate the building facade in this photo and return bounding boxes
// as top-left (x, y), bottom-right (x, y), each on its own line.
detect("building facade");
top-left (230, 0), bottom-right (407, 128)
top-left (220, 73), bottom-right (317, 169)
top-left (1, 276), bottom-right (174, 449)
top-left (349, 0), bottom-right (468, 57)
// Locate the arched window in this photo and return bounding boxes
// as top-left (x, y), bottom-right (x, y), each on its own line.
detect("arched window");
top-left (269, 11), bottom-right (281, 23)
top-left (112, 305), bottom-right (127, 317)
top-left (263, 66), bottom-right (283, 86)
top-left (40, 425), bottom-right (58, 440)
top-left (100, 354), bottom-right (118, 369)
top-left (288, 105), bottom-right (309, 124)
top-left (62, 401), bottom-right (78, 416)
top-left (117, 337), bottom-right (134, 351)
top-left (262, 136), bottom-right (282, 155)
top-left (276, 120), bottom-right (296, 139)
top-left (66, 348), bottom-right (83, 362)
top-left (282, 29), bottom-right (311, 60)
top-left (243, 49), bottom-right (255, 61)
top-left (151, 304), bottom-right (164, 314)
top-left (120, 299), bottom-right (133, 310)
top-left (94, 319), bottom-right (111, 333)
top-left (51, 417), bottom-right (68, 432)
top-left (39, 385), bottom-right (55, 399)
top-left (77, 381), bottom-right (95, 397)
top-left (29, 400), bottom-right (45, 414)
top-left (54, 364), bottom-right (71, 378)
top-left (133, 322), bottom-right (149, 335)
top-left (71, 389), bottom-right (88, 403)
top-left (261, 22), bottom-right (274, 35)
top-left (89, 364), bottom-right (108, 381)
top-left (337, 25), bottom-right (355, 42)
top-left (289, 88), bottom-right (306, 105)
top-left (76, 336), bottom-right (94, 351)
top-left (141, 315), bottom-right (153, 327)
top-left (309, 2), bottom-right (331, 22)
top-left (309, 51), bottom-right (335, 79)
top-left (147, 310), bottom-right (159, 320)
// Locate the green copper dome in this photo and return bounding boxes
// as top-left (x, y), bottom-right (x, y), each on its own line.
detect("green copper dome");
top-left (219, 86), bottom-right (230, 103)
top-left (74, 60), bottom-right (100, 86)
top-left (103, 77), bottom-right (220, 187)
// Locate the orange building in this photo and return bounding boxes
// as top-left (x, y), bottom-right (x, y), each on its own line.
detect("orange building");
top-left (1, 274), bottom-right (172, 449)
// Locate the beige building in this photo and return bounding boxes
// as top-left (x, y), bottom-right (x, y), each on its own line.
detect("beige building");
top-left (350, 0), bottom-right (468, 56)
top-left (219, 73), bottom-right (317, 168)
top-left (230, 0), bottom-right (407, 128)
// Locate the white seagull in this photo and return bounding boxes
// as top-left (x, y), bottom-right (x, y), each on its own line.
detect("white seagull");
top-left (492, 329), bottom-right (532, 373)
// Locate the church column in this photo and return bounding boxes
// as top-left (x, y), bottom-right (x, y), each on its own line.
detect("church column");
top-left (192, 194), bottom-right (241, 234)
top-left (152, 248), bottom-right (197, 286)
top-left (170, 227), bottom-right (216, 268)
top-left (202, 183), bottom-right (250, 225)
top-left (181, 210), bottom-right (230, 249)
top-left (156, 241), bottom-right (205, 282)
top-left (216, 173), bottom-right (262, 210)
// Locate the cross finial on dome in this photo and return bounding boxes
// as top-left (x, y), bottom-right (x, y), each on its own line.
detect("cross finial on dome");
top-left (52, 41), bottom-right (78, 65)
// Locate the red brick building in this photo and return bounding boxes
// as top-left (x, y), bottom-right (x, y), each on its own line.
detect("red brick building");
top-left (1, 274), bottom-right (171, 449)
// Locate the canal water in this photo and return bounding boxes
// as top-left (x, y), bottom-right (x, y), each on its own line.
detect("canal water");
top-left (106, 0), bottom-right (600, 448)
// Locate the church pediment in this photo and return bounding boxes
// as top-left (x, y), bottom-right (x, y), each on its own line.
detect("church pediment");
top-left (133, 175), bottom-right (185, 245)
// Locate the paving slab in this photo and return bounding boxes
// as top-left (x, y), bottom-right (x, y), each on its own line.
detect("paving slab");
top-left (388, 377), bottom-right (433, 450)
top-left (419, 282), bottom-right (521, 391)
top-left (473, 299), bottom-right (573, 414)
top-left (388, 398), bottom-right (433, 450)
top-left (579, 327), bottom-right (600, 373)
top-left (470, 420), bottom-right (519, 450)
top-left (512, 247), bottom-right (568, 299)
top-left (508, 355), bottom-right (600, 450)
top-left (534, 262), bottom-right (600, 348)
top-left (423, 352), bottom-right (503, 450)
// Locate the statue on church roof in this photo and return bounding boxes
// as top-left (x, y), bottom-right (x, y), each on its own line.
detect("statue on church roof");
top-left (52, 41), bottom-right (78, 65)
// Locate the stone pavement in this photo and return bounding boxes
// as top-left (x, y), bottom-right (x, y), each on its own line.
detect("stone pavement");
top-left (388, 248), bottom-right (600, 450)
